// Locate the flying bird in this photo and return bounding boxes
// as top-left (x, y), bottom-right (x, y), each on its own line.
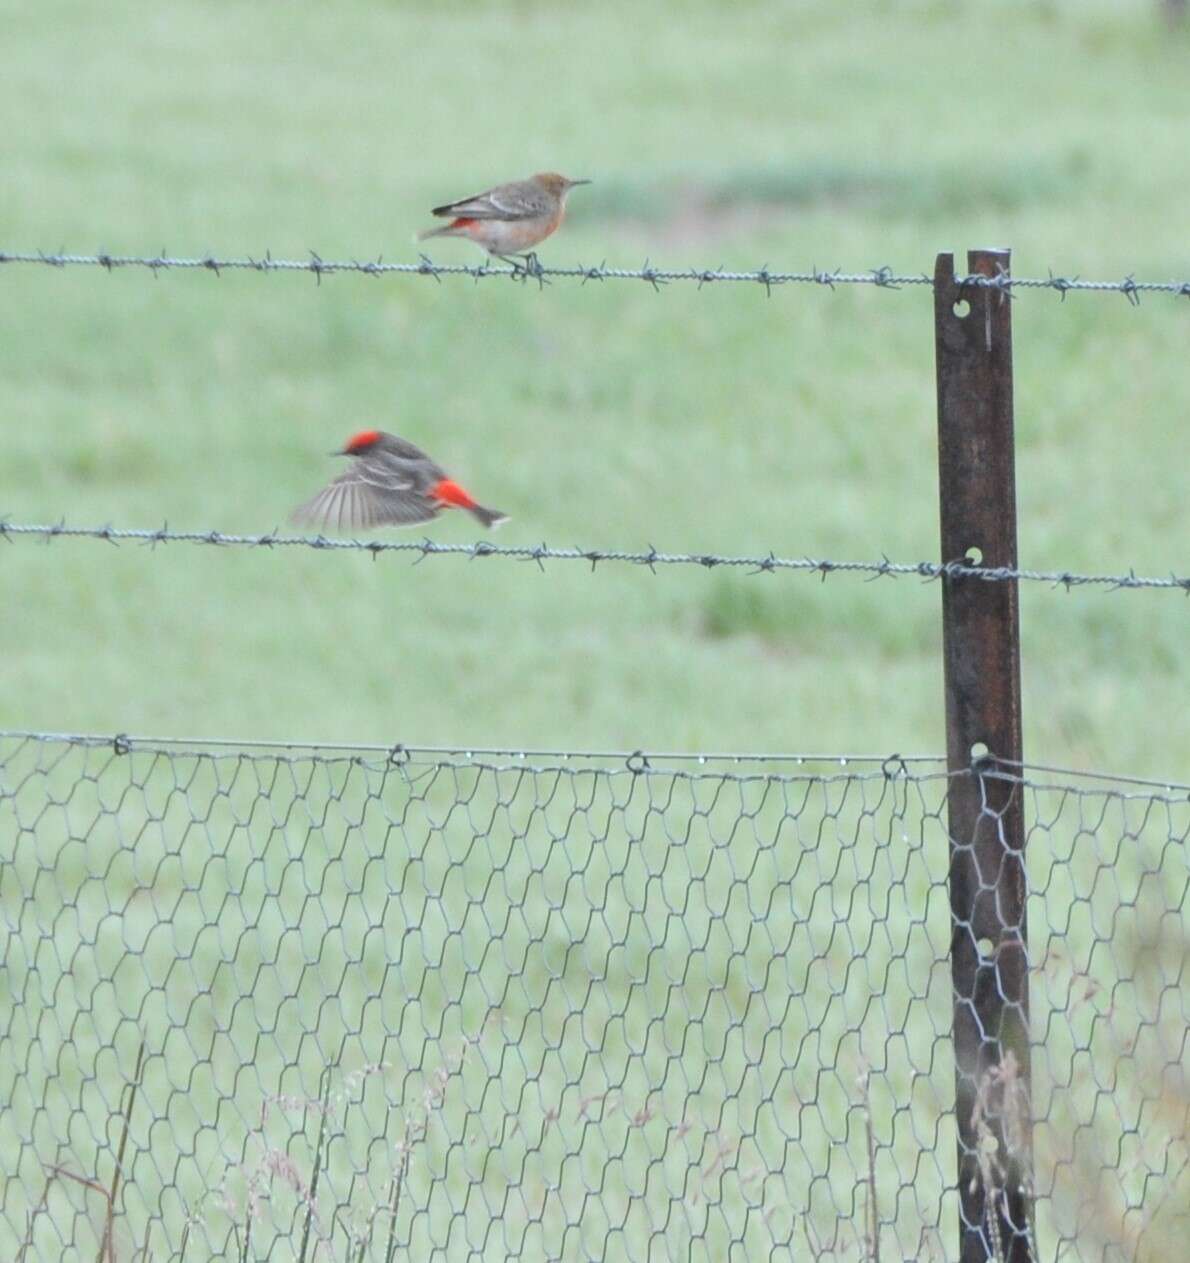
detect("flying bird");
top-left (417, 172), bottom-right (591, 266)
top-left (291, 431), bottom-right (508, 532)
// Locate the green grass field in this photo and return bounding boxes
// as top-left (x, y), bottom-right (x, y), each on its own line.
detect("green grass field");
top-left (2, 2), bottom-right (1188, 1259)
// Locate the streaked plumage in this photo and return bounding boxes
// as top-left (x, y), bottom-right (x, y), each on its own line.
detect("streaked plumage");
top-left (291, 431), bottom-right (507, 532)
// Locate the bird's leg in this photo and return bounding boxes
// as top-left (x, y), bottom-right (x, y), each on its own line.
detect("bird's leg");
top-left (495, 251), bottom-right (549, 286)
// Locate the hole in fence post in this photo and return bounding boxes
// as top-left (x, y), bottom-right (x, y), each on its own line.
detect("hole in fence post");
top-left (976, 936), bottom-right (995, 959)
top-left (970, 741), bottom-right (991, 764)
top-left (964, 546), bottom-right (983, 566)
top-left (953, 299), bottom-right (971, 319)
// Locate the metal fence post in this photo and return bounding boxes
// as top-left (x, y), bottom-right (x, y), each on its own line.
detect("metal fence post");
top-left (934, 249), bottom-right (1034, 1263)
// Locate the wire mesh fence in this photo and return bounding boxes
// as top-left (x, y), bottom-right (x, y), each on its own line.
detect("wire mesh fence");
top-left (2, 733), bottom-right (1186, 1261)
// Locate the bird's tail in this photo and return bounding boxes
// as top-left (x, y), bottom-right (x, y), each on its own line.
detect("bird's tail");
top-left (468, 504), bottom-right (509, 530)
top-left (417, 221), bottom-right (465, 242)
top-left (431, 479), bottom-right (506, 528)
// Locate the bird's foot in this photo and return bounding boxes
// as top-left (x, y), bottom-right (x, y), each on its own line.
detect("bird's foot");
top-left (501, 252), bottom-right (549, 286)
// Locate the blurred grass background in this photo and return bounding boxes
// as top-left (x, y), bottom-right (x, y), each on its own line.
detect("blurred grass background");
top-left (2, 0), bottom-right (1188, 772)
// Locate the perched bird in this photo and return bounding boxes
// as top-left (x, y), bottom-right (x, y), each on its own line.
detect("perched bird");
top-left (291, 431), bottom-right (508, 531)
top-left (417, 172), bottom-right (591, 266)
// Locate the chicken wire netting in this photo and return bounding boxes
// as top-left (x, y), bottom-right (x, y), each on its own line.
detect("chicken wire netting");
top-left (1, 733), bottom-right (1186, 1262)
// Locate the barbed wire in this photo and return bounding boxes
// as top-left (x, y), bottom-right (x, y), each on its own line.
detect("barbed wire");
top-left (4, 248), bottom-right (1190, 302)
top-left (2, 520), bottom-right (1187, 594)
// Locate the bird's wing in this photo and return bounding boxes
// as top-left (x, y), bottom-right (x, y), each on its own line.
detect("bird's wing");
top-left (432, 181), bottom-right (548, 221)
top-left (291, 463), bottom-right (439, 532)
top-left (374, 434), bottom-right (434, 462)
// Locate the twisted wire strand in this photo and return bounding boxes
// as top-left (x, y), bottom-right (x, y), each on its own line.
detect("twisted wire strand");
top-left (2, 520), bottom-right (1187, 594)
top-left (3, 249), bottom-right (1190, 301)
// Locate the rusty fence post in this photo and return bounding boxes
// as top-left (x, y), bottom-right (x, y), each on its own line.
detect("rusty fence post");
top-left (934, 249), bottom-right (1034, 1263)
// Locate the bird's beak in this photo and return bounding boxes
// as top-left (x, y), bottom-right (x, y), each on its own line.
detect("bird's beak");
top-left (568, 178), bottom-right (592, 188)
top-left (331, 448), bottom-right (348, 456)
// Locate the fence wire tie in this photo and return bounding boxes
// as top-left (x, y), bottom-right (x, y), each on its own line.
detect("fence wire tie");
top-left (954, 274), bottom-right (978, 305)
top-left (112, 733), bottom-right (132, 756)
top-left (881, 754), bottom-right (909, 781)
top-left (991, 263), bottom-right (1014, 304)
top-left (1120, 275), bottom-right (1141, 307)
top-left (626, 750), bottom-right (650, 774)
